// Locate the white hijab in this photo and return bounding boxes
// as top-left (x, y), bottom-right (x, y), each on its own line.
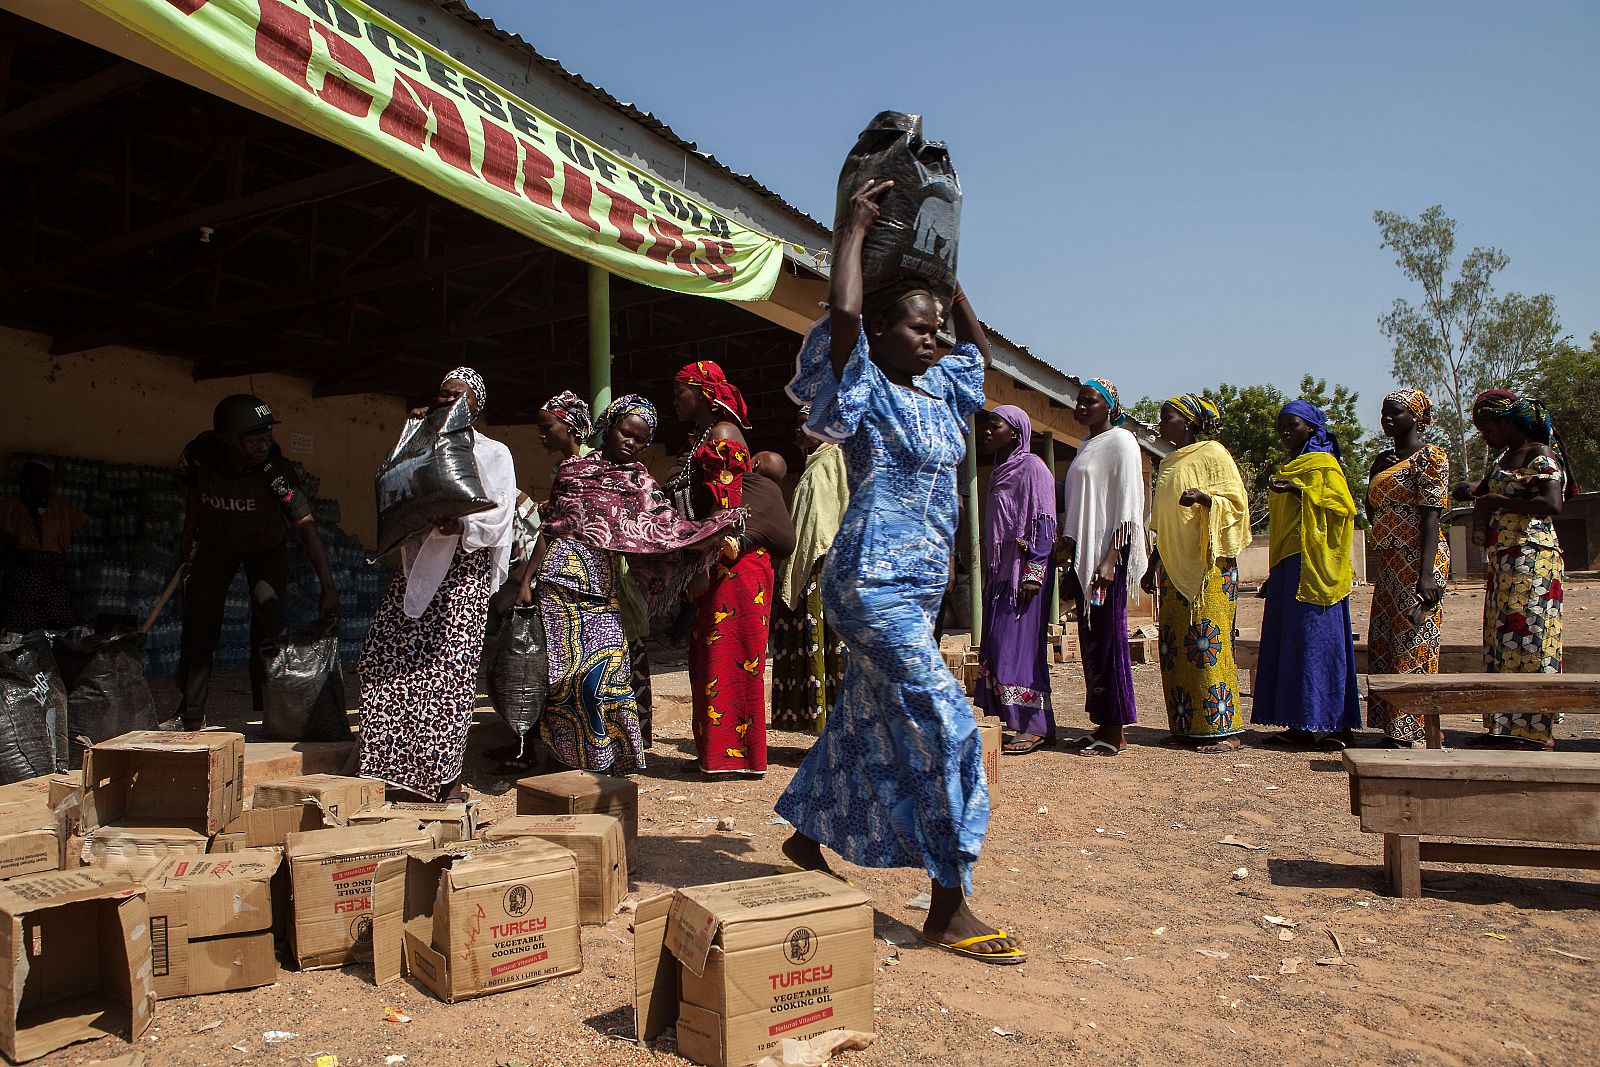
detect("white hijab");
top-left (1060, 425), bottom-right (1147, 608)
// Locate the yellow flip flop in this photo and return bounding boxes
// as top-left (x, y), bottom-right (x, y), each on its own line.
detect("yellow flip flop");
top-left (920, 929), bottom-right (1028, 965)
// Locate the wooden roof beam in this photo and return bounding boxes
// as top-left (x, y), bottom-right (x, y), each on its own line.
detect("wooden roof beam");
top-left (0, 61), bottom-right (156, 142)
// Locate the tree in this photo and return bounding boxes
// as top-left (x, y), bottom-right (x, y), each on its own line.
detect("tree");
top-left (1518, 332), bottom-right (1600, 492)
top-left (1135, 376), bottom-right (1379, 528)
top-left (1375, 205), bottom-right (1562, 481)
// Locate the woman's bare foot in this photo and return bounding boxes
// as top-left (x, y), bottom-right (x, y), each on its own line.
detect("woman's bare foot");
top-left (781, 832), bottom-right (839, 878)
top-left (922, 883), bottom-right (1019, 954)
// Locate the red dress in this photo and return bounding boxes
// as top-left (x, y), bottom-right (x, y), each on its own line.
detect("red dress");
top-left (687, 438), bottom-right (771, 774)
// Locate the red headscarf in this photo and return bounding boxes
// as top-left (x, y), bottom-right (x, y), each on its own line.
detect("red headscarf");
top-left (675, 360), bottom-right (751, 428)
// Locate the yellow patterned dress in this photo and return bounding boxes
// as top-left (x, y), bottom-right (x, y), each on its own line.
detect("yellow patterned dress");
top-left (1366, 445), bottom-right (1450, 744)
top-left (1482, 454), bottom-right (1566, 745)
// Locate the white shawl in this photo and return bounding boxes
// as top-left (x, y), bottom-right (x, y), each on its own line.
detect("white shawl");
top-left (400, 431), bottom-right (517, 619)
top-left (1060, 425), bottom-right (1148, 609)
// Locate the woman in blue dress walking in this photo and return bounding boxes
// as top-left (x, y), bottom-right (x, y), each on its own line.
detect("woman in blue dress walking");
top-left (776, 178), bottom-right (1024, 964)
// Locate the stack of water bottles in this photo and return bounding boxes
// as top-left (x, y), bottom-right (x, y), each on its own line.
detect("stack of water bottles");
top-left (3, 453), bottom-right (393, 676)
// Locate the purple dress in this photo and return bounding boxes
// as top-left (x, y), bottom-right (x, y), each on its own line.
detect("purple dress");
top-left (974, 406), bottom-right (1058, 739)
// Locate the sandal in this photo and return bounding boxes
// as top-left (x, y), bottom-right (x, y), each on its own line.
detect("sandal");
top-left (1062, 735), bottom-right (1098, 752)
top-left (1195, 736), bottom-right (1243, 754)
top-left (1003, 735), bottom-right (1048, 756)
top-left (1077, 740), bottom-right (1122, 757)
top-left (918, 929), bottom-right (1028, 966)
top-left (1260, 730), bottom-right (1315, 748)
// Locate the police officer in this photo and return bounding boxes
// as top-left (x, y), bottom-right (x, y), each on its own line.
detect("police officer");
top-left (174, 394), bottom-right (338, 729)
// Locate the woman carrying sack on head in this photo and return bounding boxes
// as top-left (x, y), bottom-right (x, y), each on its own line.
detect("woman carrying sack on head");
top-left (359, 368), bottom-right (516, 800)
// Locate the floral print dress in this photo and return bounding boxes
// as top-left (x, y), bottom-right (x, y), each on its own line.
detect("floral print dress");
top-left (1482, 453), bottom-right (1566, 744)
top-left (1366, 445), bottom-right (1450, 744)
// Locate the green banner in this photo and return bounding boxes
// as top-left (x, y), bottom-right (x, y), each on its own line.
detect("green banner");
top-left (81, 0), bottom-right (785, 300)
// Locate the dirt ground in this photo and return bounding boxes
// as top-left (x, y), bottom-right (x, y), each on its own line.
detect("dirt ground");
top-left (41, 581), bottom-right (1600, 1067)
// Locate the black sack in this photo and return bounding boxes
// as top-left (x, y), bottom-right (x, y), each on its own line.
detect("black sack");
top-left (374, 394), bottom-right (494, 557)
top-left (260, 617), bottom-right (351, 742)
top-left (487, 607), bottom-right (548, 758)
top-left (52, 631), bottom-right (157, 769)
top-left (832, 111), bottom-right (962, 309)
top-left (0, 634), bottom-right (68, 783)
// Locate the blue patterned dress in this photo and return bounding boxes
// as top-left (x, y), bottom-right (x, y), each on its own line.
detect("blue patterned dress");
top-left (774, 319), bottom-right (988, 893)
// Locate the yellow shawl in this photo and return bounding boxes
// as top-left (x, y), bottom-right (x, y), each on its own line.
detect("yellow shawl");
top-left (778, 444), bottom-right (850, 609)
top-left (1149, 440), bottom-right (1252, 605)
top-left (1268, 451), bottom-right (1355, 607)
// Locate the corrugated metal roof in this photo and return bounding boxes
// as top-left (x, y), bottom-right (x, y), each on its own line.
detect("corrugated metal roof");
top-left (425, 0), bottom-right (825, 238)
top-left (422, 0), bottom-right (1168, 456)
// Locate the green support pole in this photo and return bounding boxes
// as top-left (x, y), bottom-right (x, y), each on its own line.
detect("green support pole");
top-left (1043, 429), bottom-right (1060, 628)
top-left (587, 263), bottom-right (611, 415)
top-left (965, 417), bottom-right (982, 646)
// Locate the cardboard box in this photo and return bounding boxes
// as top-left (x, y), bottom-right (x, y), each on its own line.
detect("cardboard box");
top-left (636, 871), bottom-right (874, 1067)
top-left (0, 804), bottom-right (63, 880)
top-left (81, 731), bottom-right (245, 835)
top-left (976, 719), bottom-right (1001, 795)
top-left (209, 805), bottom-right (321, 853)
top-left (348, 801), bottom-right (478, 844)
top-left (482, 814), bottom-right (626, 925)
top-left (82, 822), bottom-right (210, 879)
top-left (143, 850), bottom-right (281, 999)
top-left (251, 774), bottom-right (384, 826)
top-left (0, 868), bottom-right (155, 1062)
top-left (397, 838), bottom-right (581, 1002)
top-left (284, 822), bottom-right (428, 974)
top-left (517, 771), bottom-right (638, 869)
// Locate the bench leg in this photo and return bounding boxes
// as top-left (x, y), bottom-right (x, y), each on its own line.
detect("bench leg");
top-left (1384, 833), bottom-right (1422, 898)
top-left (1424, 714), bottom-right (1443, 749)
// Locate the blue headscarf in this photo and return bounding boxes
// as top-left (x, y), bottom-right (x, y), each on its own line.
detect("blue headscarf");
top-left (1084, 378), bottom-right (1126, 426)
top-left (1281, 399), bottom-right (1340, 459)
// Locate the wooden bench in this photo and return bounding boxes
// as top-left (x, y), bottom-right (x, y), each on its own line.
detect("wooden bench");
top-left (1366, 674), bottom-right (1600, 748)
top-left (1233, 632), bottom-right (1600, 675)
top-left (1343, 748), bottom-right (1600, 897)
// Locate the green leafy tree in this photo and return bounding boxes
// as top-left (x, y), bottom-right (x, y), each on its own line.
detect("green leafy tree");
top-left (1517, 332), bottom-right (1600, 491)
top-left (1375, 205), bottom-right (1562, 481)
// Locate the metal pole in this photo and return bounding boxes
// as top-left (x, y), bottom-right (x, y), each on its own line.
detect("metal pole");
top-left (1042, 429), bottom-right (1060, 628)
top-left (965, 417), bottom-right (982, 646)
top-left (587, 263), bottom-right (611, 414)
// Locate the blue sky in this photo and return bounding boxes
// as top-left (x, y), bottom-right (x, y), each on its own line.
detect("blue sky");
top-left (468, 1), bottom-right (1599, 428)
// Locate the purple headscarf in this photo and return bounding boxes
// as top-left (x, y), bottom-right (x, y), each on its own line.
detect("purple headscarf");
top-left (984, 405), bottom-right (1055, 605)
top-left (1281, 399), bottom-right (1341, 460)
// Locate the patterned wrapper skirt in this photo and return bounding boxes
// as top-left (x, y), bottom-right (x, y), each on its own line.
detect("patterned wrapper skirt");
top-left (358, 546), bottom-right (492, 799)
top-left (1483, 539), bottom-right (1564, 745)
top-left (770, 560), bottom-right (845, 735)
top-left (537, 544), bottom-right (645, 773)
top-left (689, 547), bottom-right (773, 773)
top-left (1157, 562), bottom-right (1243, 740)
top-left (1367, 542), bottom-right (1446, 744)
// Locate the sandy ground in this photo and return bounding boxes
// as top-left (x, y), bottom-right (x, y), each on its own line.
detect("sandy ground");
top-left (39, 582), bottom-right (1600, 1067)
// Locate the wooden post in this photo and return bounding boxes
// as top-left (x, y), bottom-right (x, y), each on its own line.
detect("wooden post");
top-left (1424, 713), bottom-right (1444, 749)
top-left (588, 263), bottom-right (611, 415)
top-left (1383, 833), bottom-right (1422, 898)
top-left (965, 417), bottom-right (982, 646)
